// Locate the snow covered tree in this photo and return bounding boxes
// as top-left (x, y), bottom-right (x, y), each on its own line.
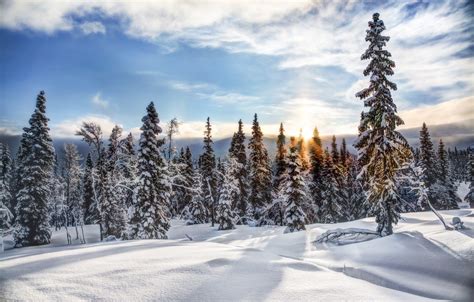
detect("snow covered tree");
top-left (14, 91), bottom-right (55, 246)
top-left (248, 114), bottom-right (272, 223)
top-left (281, 139), bottom-right (306, 232)
top-left (82, 153), bottom-right (97, 224)
top-left (267, 123), bottom-right (287, 226)
top-left (308, 127), bottom-right (324, 222)
top-left (419, 123), bottom-right (436, 187)
top-left (320, 149), bottom-right (344, 223)
top-left (0, 143), bottom-right (13, 229)
top-left (330, 135), bottom-right (339, 165)
top-left (228, 119), bottom-right (248, 223)
top-left (345, 159), bottom-right (367, 220)
top-left (297, 129), bottom-right (310, 171)
top-left (62, 144), bottom-right (83, 230)
top-left (164, 118), bottom-right (180, 162)
top-left (354, 13), bottom-right (410, 236)
top-left (465, 148), bottom-right (474, 207)
top-left (181, 172), bottom-right (208, 225)
top-left (340, 138), bottom-right (349, 169)
top-left (128, 102), bottom-right (170, 239)
top-left (216, 157), bottom-right (239, 230)
top-left (117, 132), bottom-right (137, 209)
top-left (431, 139), bottom-right (460, 210)
top-left (201, 117), bottom-right (218, 225)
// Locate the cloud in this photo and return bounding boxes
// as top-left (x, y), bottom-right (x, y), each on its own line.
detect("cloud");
top-left (91, 92), bottom-right (109, 108)
top-left (399, 96), bottom-right (474, 129)
top-left (168, 80), bottom-right (260, 105)
top-left (79, 21), bottom-right (106, 35)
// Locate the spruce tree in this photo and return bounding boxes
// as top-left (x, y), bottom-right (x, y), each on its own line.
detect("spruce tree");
top-left (297, 129), bottom-right (310, 171)
top-left (354, 13), bottom-right (410, 236)
top-left (268, 123), bottom-right (287, 226)
top-left (0, 143), bottom-right (13, 229)
top-left (419, 123), bottom-right (436, 187)
top-left (14, 91), bottom-right (55, 246)
top-left (82, 153), bottom-right (97, 224)
top-left (248, 114), bottom-right (272, 224)
top-left (117, 132), bottom-right (137, 209)
top-left (216, 157), bottom-right (239, 230)
top-left (432, 139), bottom-right (460, 209)
top-left (201, 117), bottom-right (217, 225)
top-left (63, 144), bottom-right (83, 228)
top-left (308, 127), bottom-right (324, 222)
top-left (181, 172), bottom-right (208, 225)
top-left (282, 139), bottom-right (306, 232)
top-left (330, 135), bottom-right (339, 165)
top-left (128, 102), bottom-right (170, 239)
top-left (228, 119), bottom-right (248, 223)
top-left (320, 149), bottom-right (344, 223)
top-left (465, 148), bottom-right (474, 207)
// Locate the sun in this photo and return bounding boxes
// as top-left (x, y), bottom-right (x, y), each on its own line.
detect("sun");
top-left (301, 127), bottom-right (314, 141)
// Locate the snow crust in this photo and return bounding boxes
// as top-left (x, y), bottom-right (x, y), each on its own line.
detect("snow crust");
top-left (1, 209), bottom-right (473, 301)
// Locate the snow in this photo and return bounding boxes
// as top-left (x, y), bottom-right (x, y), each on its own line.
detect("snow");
top-left (1, 210), bottom-right (473, 301)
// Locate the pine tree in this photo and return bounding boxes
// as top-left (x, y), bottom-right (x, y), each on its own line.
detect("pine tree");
top-left (419, 123), bottom-right (436, 187)
top-left (268, 123), bottom-right (287, 226)
top-left (216, 157), bottom-right (239, 230)
top-left (431, 139), bottom-right (460, 210)
top-left (0, 143), bottom-right (13, 229)
top-left (117, 132), bottom-right (137, 209)
top-left (248, 114), bottom-right (272, 224)
top-left (340, 138), bottom-right (349, 168)
top-left (228, 119), bottom-right (248, 223)
top-left (181, 172), bottom-right (208, 225)
top-left (201, 117), bottom-right (218, 225)
top-left (465, 148), bottom-right (474, 207)
top-left (14, 91), bottom-right (55, 246)
top-left (281, 139), bottom-right (306, 232)
top-left (63, 144), bottom-right (83, 228)
top-left (320, 149), bottom-right (344, 223)
top-left (308, 127), bottom-right (324, 222)
top-left (128, 102), bottom-right (170, 239)
top-left (354, 13), bottom-right (410, 236)
top-left (297, 129), bottom-right (310, 171)
top-left (82, 153), bottom-right (97, 224)
top-left (330, 135), bottom-right (339, 165)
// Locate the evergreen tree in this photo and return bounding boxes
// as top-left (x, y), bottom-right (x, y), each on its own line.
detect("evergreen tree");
top-left (82, 153), bottom-right (97, 224)
top-left (128, 102), bottom-right (170, 239)
top-left (419, 123), bottom-right (436, 187)
top-left (268, 123), bottom-right (287, 226)
top-left (320, 149), bottom-right (344, 223)
top-left (297, 129), bottom-right (310, 171)
top-left (465, 148), bottom-right (474, 207)
top-left (281, 139), bottom-right (306, 232)
top-left (308, 127), bottom-right (324, 222)
top-left (431, 139), bottom-right (460, 210)
top-left (216, 157), bottom-right (239, 230)
top-left (330, 135), bottom-right (339, 165)
top-left (201, 117), bottom-right (218, 225)
top-left (228, 119), bottom-right (248, 223)
top-left (340, 138), bottom-right (349, 168)
top-left (14, 91), bottom-right (55, 246)
top-left (63, 144), bottom-right (83, 228)
top-left (354, 13), bottom-right (410, 236)
top-left (345, 159), bottom-right (367, 220)
top-left (0, 143), bottom-right (13, 229)
top-left (117, 132), bottom-right (137, 209)
top-left (181, 172), bottom-right (208, 225)
top-left (248, 114), bottom-right (272, 223)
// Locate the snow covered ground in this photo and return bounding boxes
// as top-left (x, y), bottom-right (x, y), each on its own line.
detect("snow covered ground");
top-left (1, 209), bottom-right (473, 301)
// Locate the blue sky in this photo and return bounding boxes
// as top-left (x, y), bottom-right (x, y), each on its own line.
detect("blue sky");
top-left (0, 0), bottom-right (473, 139)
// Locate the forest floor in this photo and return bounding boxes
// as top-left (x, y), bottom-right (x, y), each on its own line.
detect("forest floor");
top-left (1, 207), bottom-right (473, 301)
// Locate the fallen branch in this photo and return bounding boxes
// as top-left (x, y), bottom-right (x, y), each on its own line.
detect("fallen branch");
top-left (315, 228), bottom-right (381, 245)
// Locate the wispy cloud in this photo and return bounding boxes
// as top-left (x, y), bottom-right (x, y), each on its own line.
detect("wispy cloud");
top-left (91, 92), bottom-right (109, 109)
top-left (79, 21), bottom-right (106, 35)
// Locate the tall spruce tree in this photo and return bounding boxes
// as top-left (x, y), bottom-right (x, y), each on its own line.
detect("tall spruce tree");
top-left (268, 123), bottom-right (287, 226)
top-left (465, 148), bottom-right (474, 207)
top-left (308, 127), bottom-right (324, 222)
top-left (82, 153), bottom-right (96, 224)
top-left (228, 119), bottom-right (248, 223)
top-left (201, 117), bottom-right (217, 225)
top-left (248, 114), bottom-right (272, 224)
top-left (128, 102), bottom-right (170, 239)
top-left (281, 139), bottom-right (306, 232)
top-left (63, 144), bottom-right (83, 228)
top-left (181, 172), bottom-right (208, 225)
top-left (0, 143), bottom-right (13, 229)
top-left (419, 123), bottom-right (436, 187)
top-left (354, 13), bottom-right (410, 236)
top-left (14, 91), bottom-right (55, 246)
top-left (432, 139), bottom-right (460, 209)
top-left (216, 156), bottom-right (239, 230)
top-left (320, 149), bottom-right (344, 223)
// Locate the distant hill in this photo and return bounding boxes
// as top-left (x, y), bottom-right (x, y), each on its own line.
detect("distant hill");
top-left (1, 120), bottom-right (472, 161)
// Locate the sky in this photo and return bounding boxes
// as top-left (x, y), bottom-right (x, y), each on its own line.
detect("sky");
top-left (0, 0), bottom-right (473, 140)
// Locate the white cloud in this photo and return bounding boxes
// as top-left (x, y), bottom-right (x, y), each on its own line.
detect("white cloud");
top-left (91, 92), bottom-right (109, 109)
top-left (399, 96), bottom-right (474, 129)
top-left (168, 80), bottom-right (260, 105)
top-left (79, 21), bottom-right (106, 35)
